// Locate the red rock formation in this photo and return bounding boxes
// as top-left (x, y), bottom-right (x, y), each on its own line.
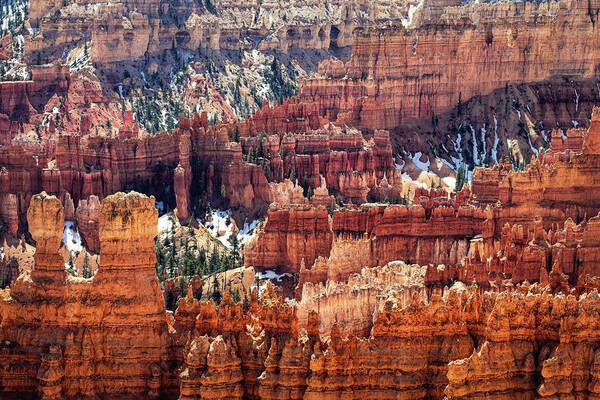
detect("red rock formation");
top-left (249, 198), bottom-right (488, 278)
top-left (174, 132), bottom-right (192, 222)
top-left (75, 195), bottom-right (101, 253)
top-left (0, 63), bottom-right (70, 120)
top-left (0, 193), bottom-right (19, 237)
top-left (0, 191), bottom-right (170, 398)
top-left (245, 205), bottom-right (333, 273)
top-left (7, 189), bottom-right (600, 400)
top-left (1, 102), bottom-right (397, 225)
top-left (332, 203), bottom-right (486, 267)
top-left (298, 0), bottom-right (599, 131)
top-left (298, 234), bottom-right (374, 289)
top-left (473, 107), bottom-right (600, 231)
top-left (298, 260), bottom-right (427, 336)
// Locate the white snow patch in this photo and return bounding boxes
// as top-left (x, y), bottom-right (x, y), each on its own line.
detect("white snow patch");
top-left (442, 176), bottom-right (456, 188)
top-left (451, 132), bottom-right (464, 170)
top-left (254, 269), bottom-right (294, 298)
top-left (158, 213), bottom-right (174, 236)
top-left (411, 151), bottom-right (430, 172)
top-left (572, 120), bottom-right (579, 128)
top-left (492, 115), bottom-right (500, 165)
top-left (200, 210), bottom-right (236, 248)
top-left (62, 221), bottom-right (83, 253)
top-left (403, 0), bottom-right (424, 28)
top-left (257, 270), bottom-right (294, 281)
top-left (574, 88), bottom-right (580, 112)
top-left (480, 125), bottom-right (487, 165)
top-left (469, 124), bottom-right (480, 166)
top-left (527, 132), bottom-right (538, 157)
top-left (239, 219), bottom-right (260, 244)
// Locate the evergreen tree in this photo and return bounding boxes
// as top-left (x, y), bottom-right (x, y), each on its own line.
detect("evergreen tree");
top-left (155, 240), bottom-right (165, 280)
top-left (82, 252), bottom-right (91, 278)
top-left (208, 246), bottom-right (221, 273)
top-left (257, 136), bottom-right (266, 159)
top-left (165, 292), bottom-right (175, 311)
top-left (219, 252), bottom-right (230, 272)
top-left (229, 232), bottom-right (242, 270)
top-left (193, 280), bottom-right (203, 300)
top-left (211, 275), bottom-right (222, 304)
top-left (454, 163), bottom-right (467, 192)
top-left (168, 244), bottom-right (176, 278)
top-left (196, 248), bottom-right (207, 276)
top-left (67, 253), bottom-right (76, 277)
top-left (231, 288), bottom-right (241, 303)
top-left (230, 126), bottom-right (240, 143)
top-left (182, 243), bottom-right (195, 277)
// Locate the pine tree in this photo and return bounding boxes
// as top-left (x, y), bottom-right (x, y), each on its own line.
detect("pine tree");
top-left (155, 241), bottom-right (165, 281)
top-left (208, 246), bottom-right (220, 273)
top-left (166, 292), bottom-right (175, 311)
top-left (257, 136), bottom-right (266, 159)
top-left (211, 275), bottom-right (221, 304)
top-left (168, 244), bottom-right (176, 278)
top-left (454, 163), bottom-right (467, 193)
top-left (197, 248), bottom-right (207, 276)
top-left (219, 252), bottom-right (231, 272)
top-left (230, 126), bottom-right (240, 143)
top-left (229, 232), bottom-right (241, 270)
top-left (82, 253), bottom-right (91, 278)
top-left (231, 288), bottom-right (241, 303)
top-left (67, 253), bottom-right (76, 277)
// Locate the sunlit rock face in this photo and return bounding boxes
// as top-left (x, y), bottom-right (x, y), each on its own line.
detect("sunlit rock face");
top-left (0, 191), bottom-right (169, 399)
top-left (3, 0), bottom-right (600, 397)
top-left (300, 0), bottom-right (600, 131)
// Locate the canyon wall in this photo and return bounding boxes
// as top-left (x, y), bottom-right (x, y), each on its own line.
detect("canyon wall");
top-left (472, 107), bottom-right (600, 230)
top-left (246, 196), bottom-right (486, 276)
top-left (1, 110), bottom-right (400, 234)
top-left (299, 0), bottom-right (600, 131)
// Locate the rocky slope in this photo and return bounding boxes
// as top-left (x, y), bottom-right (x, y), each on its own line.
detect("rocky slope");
top-left (299, 0), bottom-right (600, 167)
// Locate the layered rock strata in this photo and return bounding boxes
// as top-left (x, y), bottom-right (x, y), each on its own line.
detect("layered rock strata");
top-left (246, 200), bottom-right (486, 275)
top-left (0, 191), bottom-right (170, 398)
top-left (5, 190), bottom-right (600, 400)
top-left (298, 0), bottom-right (600, 133)
top-left (472, 108), bottom-right (600, 230)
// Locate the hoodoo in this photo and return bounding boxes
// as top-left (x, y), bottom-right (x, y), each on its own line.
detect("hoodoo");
top-left (2, 0), bottom-right (600, 398)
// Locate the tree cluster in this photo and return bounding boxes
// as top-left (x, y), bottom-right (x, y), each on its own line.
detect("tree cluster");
top-left (154, 217), bottom-right (244, 293)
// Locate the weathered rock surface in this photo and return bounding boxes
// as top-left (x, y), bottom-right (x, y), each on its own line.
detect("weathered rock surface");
top-left (6, 187), bottom-right (600, 400)
top-left (0, 191), bottom-right (170, 399)
top-left (473, 108), bottom-right (600, 230)
top-left (74, 195), bottom-right (101, 253)
top-left (247, 199), bottom-right (486, 276)
top-left (0, 193), bottom-right (19, 237)
top-left (245, 205), bottom-right (333, 273)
